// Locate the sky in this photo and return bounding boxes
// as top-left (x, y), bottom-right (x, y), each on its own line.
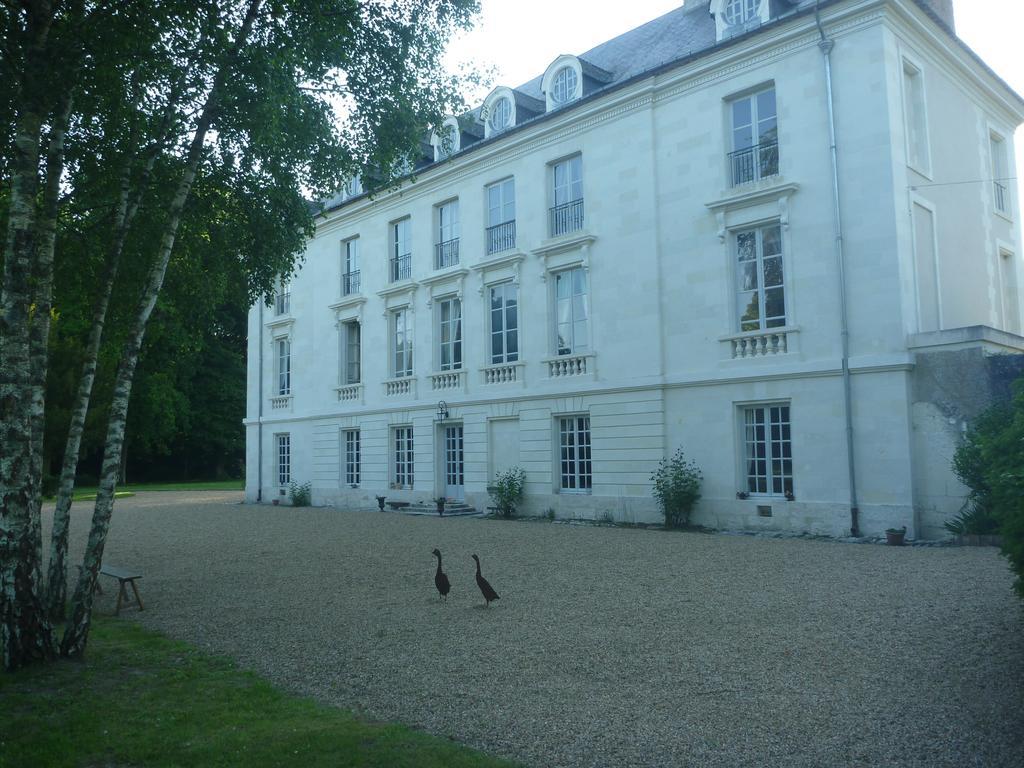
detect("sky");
top-left (443, 0), bottom-right (1023, 218)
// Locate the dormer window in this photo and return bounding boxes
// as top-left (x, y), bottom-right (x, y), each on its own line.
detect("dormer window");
top-left (489, 97), bottom-right (512, 133)
top-left (343, 175), bottom-right (362, 199)
top-left (432, 117), bottom-right (461, 161)
top-left (551, 67), bottom-right (579, 106)
top-left (724, 0), bottom-right (759, 25)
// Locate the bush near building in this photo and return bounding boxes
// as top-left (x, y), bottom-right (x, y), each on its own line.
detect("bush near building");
top-left (951, 380), bottom-right (1024, 597)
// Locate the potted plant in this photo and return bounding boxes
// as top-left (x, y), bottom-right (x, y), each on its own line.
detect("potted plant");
top-left (375, 495), bottom-right (386, 511)
top-left (435, 497), bottom-right (446, 516)
top-left (885, 526), bottom-right (907, 546)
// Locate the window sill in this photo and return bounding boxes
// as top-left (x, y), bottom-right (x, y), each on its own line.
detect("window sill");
top-left (543, 353), bottom-right (595, 379)
top-left (269, 395), bottom-right (292, 412)
top-left (328, 295), bottom-right (366, 313)
top-left (335, 383), bottom-right (363, 404)
top-left (719, 326), bottom-right (799, 359)
top-left (995, 208), bottom-right (1014, 224)
top-left (265, 314), bottom-right (294, 330)
top-left (377, 280), bottom-right (418, 299)
top-left (420, 266), bottom-right (469, 287)
top-left (480, 361), bottom-right (525, 386)
top-left (532, 230), bottom-right (596, 260)
top-left (558, 489), bottom-right (592, 496)
top-left (383, 377), bottom-right (416, 397)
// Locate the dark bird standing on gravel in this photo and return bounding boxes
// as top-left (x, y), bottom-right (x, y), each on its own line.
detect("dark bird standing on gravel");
top-left (432, 548), bottom-right (451, 601)
top-left (471, 554), bottom-right (500, 607)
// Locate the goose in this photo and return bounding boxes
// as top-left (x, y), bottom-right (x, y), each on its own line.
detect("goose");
top-left (431, 548), bottom-right (450, 601)
top-left (471, 554), bottom-right (500, 607)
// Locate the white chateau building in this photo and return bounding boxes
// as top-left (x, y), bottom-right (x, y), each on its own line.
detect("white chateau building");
top-left (245, 0), bottom-right (1024, 538)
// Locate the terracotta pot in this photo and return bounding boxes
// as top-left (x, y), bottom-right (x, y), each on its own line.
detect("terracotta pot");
top-left (885, 527), bottom-right (906, 546)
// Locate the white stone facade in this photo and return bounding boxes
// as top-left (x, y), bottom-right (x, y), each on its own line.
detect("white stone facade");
top-left (245, 0), bottom-right (1024, 537)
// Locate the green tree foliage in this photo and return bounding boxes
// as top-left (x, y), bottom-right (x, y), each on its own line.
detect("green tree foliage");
top-left (951, 380), bottom-right (1024, 597)
top-left (651, 448), bottom-right (703, 529)
top-left (488, 467), bottom-right (525, 518)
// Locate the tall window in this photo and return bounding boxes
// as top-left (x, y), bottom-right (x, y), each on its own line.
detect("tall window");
top-left (342, 321), bottom-right (360, 384)
top-left (559, 416), bottom-right (592, 492)
top-left (344, 429), bottom-right (360, 486)
top-left (342, 237), bottom-right (360, 295)
top-left (903, 61), bottom-right (928, 172)
top-left (551, 155), bottom-right (584, 236)
top-left (391, 308), bottom-right (413, 378)
top-left (555, 267), bottom-right (589, 355)
top-left (489, 282), bottom-right (519, 364)
top-left (437, 297), bottom-right (462, 371)
top-left (393, 426), bottom-right (414, 488)
top-left (1001, 248), bottom-right (1020, 335)
top-left (391, 218), bottom-right (412, 282)
top-left (551, 67), bottom-right (578, 105)
top-left (486, 178), bottom-right (516, 254)
top-left (730, 87), bottom-right (777, 185)
top-left (735, 223), bottom-right (785, 331)
top-left (276, 434), bottom-right (291, 486)
top-left (991, 133), bottom-right (1010, 215)
top-left (436, 200), bottom-right (460, 269)
top-left (743, 404), bottom-right (792, 496)
top-left (274, 278), bottom-right (290, 315)
top-left (276, 338), bottom-right (291, 395)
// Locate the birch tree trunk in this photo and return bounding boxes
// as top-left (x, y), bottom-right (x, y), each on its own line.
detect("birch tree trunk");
top-left (61, 0), bottom-right (265, 657)
top-left (0, 4), bottom-right (58, 670)
top-left (43, 149), bottom-right (157, 621)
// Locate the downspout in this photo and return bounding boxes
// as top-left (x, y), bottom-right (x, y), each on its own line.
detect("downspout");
top-left (815, 2), bottom-right (860, 536)
top-left (257, 300), bottom-right (264, 502)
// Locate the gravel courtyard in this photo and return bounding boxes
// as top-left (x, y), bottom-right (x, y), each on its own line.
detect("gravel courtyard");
top-left (55, 491), bottom-right (1024, 767)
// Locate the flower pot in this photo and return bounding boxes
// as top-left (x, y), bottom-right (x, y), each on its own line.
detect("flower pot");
top-left (436, 498), bottom-right (445, 516)
top-left (272, 499), bottom-right (279, 506)
top-left (885, 526), bottom-right (906, 546)
top-left (376, 496), bottom-right (386, 511)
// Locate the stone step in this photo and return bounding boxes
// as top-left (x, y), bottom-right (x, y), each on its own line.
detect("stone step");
top-left (400, 503), bottom-right (479, 517)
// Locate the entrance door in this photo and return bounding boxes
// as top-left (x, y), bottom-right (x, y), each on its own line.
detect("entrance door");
top-left (443, 425), bottom-right (465, 501)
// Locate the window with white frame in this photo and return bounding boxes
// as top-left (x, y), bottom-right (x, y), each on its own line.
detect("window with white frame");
top-left (436, 200), bottom-right (460, 269)
top-left (391, 307), bottom-right (413, 378)
top-left (724, 0), bottom-right (760, 25)
top-left (1000, 247), bottom-right (1021, 335)
top-left (341, 321), bottom-right (360, 384)
top-left (393, 426), bottom-right (414, 488)
top-left (489, 96), bottom-right (512, 133)
top-left (489, 282), bottom-right (519, 364)
top-left (743, 404), bottom-right (792, 496)
top-left (342, 237), bottom-right (360, 295)
top-left (551, 155), bottom-right (584, 236)
top-left (735, 223), bottom-right (785, 332)
top-left (551, 67), bottom-right (579, 106)
top-left (729, 87), bottom-right (777, 185)
top-left (991, 132), bottom-right (1010, 215)
top-left (276, 337), bottom-right (291, 395)
top-left (274, 277), bottom-right (290, 315)
top-left (276, 433), bottom-right (291, 486)
top-left (486, 178), bottom-right (516, 254)
top-left (343, 175), bottom-right (362, 199)
top-left (559, 415), bottom-right (592, 492)
top-left (391, 218), bottom-right (412, 282)
top-left (555, 267), bottom-right (589, 355)
top-left (903, 60), bottom-right (928, 172)
top-left (344, 429), bottom-right (360, 486)
top-left (437, 296), bottom-right (462, 371)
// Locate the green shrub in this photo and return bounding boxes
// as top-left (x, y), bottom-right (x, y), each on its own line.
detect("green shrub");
top-left (651, 448), bottom-right (703, 529)
top-left (950, 380), bottom-right (1024, 597)
top-left (488, 466), bottom-right (525, 518)
top-left (289, 481), bottom-right (312, 507)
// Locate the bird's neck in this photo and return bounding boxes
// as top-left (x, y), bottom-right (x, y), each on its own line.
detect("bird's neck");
top-left (474, 559), bottom-right (481, 576)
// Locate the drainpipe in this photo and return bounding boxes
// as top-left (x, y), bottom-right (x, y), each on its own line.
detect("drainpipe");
top-left (256, 299), bottom-right (264, 502)
top-left (815, 2), bottom-right (860, 537)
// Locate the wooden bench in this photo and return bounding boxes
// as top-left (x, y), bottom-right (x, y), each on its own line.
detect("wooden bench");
top-left (386, 501), bottom-right (410, 511)
top-left (98, 566), bottom-right (144, 616)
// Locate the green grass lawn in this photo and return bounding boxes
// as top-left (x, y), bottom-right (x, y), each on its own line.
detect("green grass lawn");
top-left (48, 479), bottom-right (245, 502)
top-left (0, 618), bottom-right (518, 768)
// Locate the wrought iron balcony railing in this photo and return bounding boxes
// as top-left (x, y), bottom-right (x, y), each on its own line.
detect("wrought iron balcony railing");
top-left (729, 140), bottom-right (779, 186)
top-left (486, 220), bottom-right (516, 254)
top-left (390, 253), bottom-right (411, 282)
top-left (342, 270), bottom-right (360, 295)
top-left (434, 238), bottom-right (460, 269)
top-left (549, 198), bottom-right (584, 237)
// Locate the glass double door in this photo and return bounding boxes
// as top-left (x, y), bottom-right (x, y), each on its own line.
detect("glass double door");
top-left (442, 425), bottom-right (464, 501)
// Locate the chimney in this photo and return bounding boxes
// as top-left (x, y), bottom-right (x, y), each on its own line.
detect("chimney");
top-left (919, 0), bottom-right (955, 32)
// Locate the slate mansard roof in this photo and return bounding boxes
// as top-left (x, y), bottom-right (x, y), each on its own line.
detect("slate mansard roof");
top-left (319, 0), bottom-right (1017, 216)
